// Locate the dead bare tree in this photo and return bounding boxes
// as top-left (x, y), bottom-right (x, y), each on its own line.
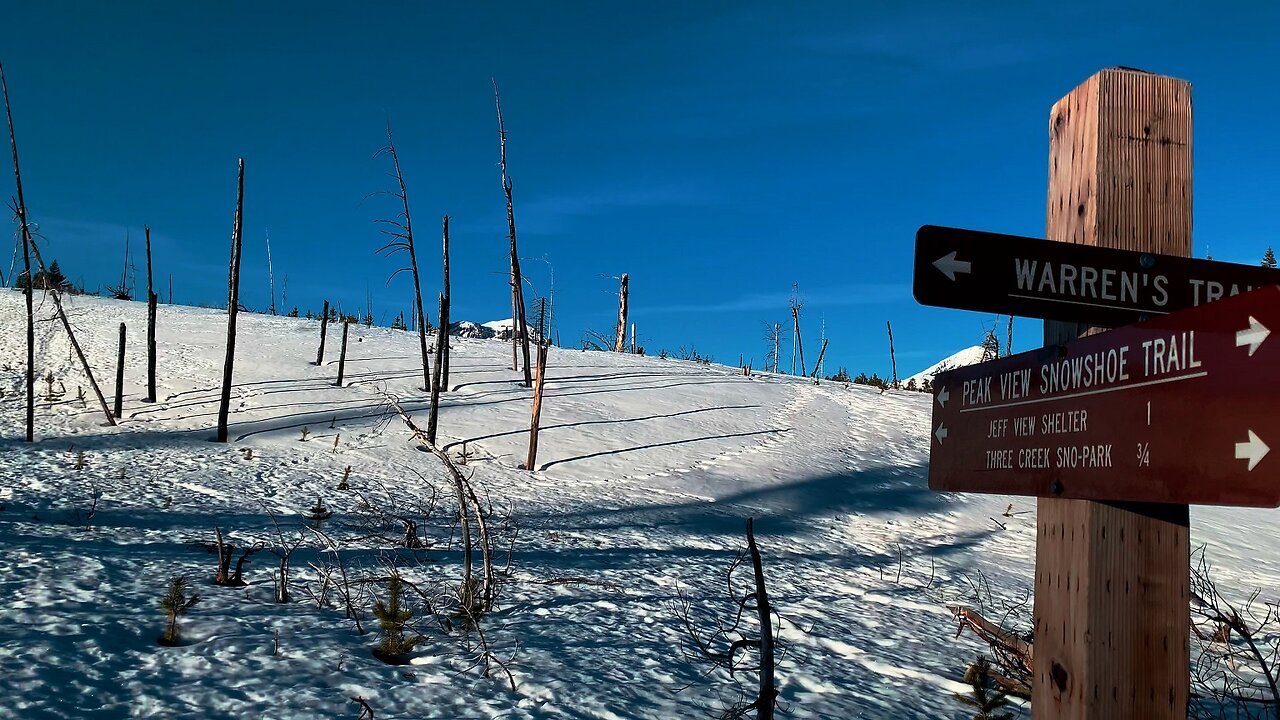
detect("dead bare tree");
top-left (614, 272), bottom-right (629, 352)
top-left (262, 503), bottom-right (305, 604)
top-left (439, 213), bottom-right (452, 391)
top-left (524, 344), bottom-right (549, 471)
top-left (215, 159), bottom-right (245, 443)
top-left (1190, 547), bottom-right (1280, 719)
top-left (5, 64), bottom-right (115, 430)
top-left (392, 399), bottom-right (496, 617)
top-left (810, 338), bottom-right (829, 379)
top-left (676, 518), bottom-right (780, 719)
top-left (375, 123), bottom-right (431, 392)
top-left (265, 229), bottom-right (276, 316)
top-left (144, 225), bottom-right (157, 402)
top-left (113, 323), bottom-right (125, 418)
top-left (206, 526), bottom-right (263, 587)
top-left (494, 82), bottom-right (532, 387)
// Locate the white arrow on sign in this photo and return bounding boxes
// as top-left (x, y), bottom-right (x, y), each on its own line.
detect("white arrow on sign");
top-left (932, 251), bottom-right (972, 281)
top-left (1235, 429), bottom-right (1270, 471)
top-left (935, 423), bottom-right (948, 445)
top-left (936, 385), bottom-right (950, 408)
top-left (1236, 316), bottom-right (1270, 357)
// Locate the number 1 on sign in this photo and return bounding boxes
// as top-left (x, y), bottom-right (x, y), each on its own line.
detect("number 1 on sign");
top-left (1147, 400), bottom-right (1151, 426)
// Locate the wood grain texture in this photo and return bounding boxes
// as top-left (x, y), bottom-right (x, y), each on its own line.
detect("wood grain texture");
top-left (1034, 68), bottom-right (1192, 719)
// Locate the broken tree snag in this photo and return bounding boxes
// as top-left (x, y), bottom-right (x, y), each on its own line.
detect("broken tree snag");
top-left (3, 62), bottom-right (35, 441)
top-left (216, 158), bottom-right (245, 443)
top-left (114, 323), bottom-right (126, 419)
top-left (745, 518), bottom-right (778, 720)
top-left (144, 225), bottom-right (157, 403)
top-left (427, 293), bottom-right (445, 444)
top-left (1033, 68), bottom-right (1192, 719)
top-left (316, 299), bottom-right (330, 365)
top-left (494, 82), bottom-right (532, 387)
top-left (886, 320), bottom-right (898, 388)
top-left (614, 273), bottom-right (629, 352)
top-left (630, 322), bottom-right (636, 354)
top-left (440, 213), bottom-right (451, 392)
top-left (524, 344), bottom-right (549, 471)
top-left (336, 321), bottom-right (350, 387)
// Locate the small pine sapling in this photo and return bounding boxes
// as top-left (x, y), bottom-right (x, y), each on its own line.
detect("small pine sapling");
top-left (74, 450), bottom-right (87, 471)
top-left (337, 466), bottom-right (351, 491)
top-left (300, 426), bottom-right (310, 442)
top-left (954, 656), bottom-right (1015, 720)
top-left (306, 496), bottom-right (334, 528)
top-left (373, 574), bottom-right (420, 663)
top-left (159, 575), bottom-right (200, 646)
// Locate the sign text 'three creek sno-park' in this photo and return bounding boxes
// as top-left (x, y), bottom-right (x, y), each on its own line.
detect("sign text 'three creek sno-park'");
top-left (928, 285), bottom-right (1280, 507)
top-left (913, 225), bottom-right (1280, 327)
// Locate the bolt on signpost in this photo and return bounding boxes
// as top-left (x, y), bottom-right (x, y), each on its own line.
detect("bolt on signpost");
top-left (911, 68), bottom-right (1242, 719)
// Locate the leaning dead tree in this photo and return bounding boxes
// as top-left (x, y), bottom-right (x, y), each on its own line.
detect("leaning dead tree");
top-left (215, 159), bottom-right (245, 443)
top-left (2, 62), bottom-right (34, 441)
top-left (375, 123), bottom-right (431, 392)
top-left (392, 399), bottom-right (496, 617)
top-left (144, 225), bottom-right (157, 402)
top-left (886, 320), bottom-right (898, 388)
top-left (810, 338), bottom-right (829, 379)
top-left (676, 517), bottom-right (779, 720)
top-left (613, 272), bottom-right (629, 352)
top-left (4, 63), bottom-right (115, 429)
top-left (494, 82), bottom-right (532, 387)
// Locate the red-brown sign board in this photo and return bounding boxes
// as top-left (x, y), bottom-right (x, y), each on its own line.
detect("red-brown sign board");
top-left (929, 285), bottom-right (1280, 507)
top-left (914, 225), bottom-right (1280, 327)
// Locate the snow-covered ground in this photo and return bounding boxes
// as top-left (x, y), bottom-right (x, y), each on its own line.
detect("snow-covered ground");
top-left (0, 290), bottom-right (1276, 719)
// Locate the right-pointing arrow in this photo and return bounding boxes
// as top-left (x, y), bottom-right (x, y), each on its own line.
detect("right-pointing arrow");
top-left (935, 423), bottom-right (948, 445)
top-left (1236, 316), bottom-right (1271, 357)
top-left (1235, 429), bottom-right (1270, 471)
top-left (936, 385), bottom-right (950, 408)
top-left (932, 252), bottom-right (972, 281)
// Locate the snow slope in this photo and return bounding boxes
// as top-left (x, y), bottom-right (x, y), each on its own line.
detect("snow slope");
top-left (0, 290), bottom-right (1275, 719)
top-left (904, 345), bottom-right (986, 387)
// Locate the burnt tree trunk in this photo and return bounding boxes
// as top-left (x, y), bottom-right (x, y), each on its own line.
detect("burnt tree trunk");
top-left (791, 306), bottom-right (806, 377)
top-left (745, 518), bottom-right (777, 720)
top-left (524, 344), bottom-right (549, 471)
top-left (114, 323), bottom-right (125, 419)
top-left (216, 159), bottom-right (245, 443)
top-left (316, 299), bottom-right (329, 365)
top-left (2, 63), bottom-right (34, 441)
top-left (427, 293), bottom-right (446, 444)
top-left (811, 338), bottom-right (830, 379)
top-left (440, 214), bottom-right (451, 392)
top-left (614, 273), bottom-right (629, 353)
top-left (886, 320), bottom-right (898, 388)
top-left (144, 225), bottom-right (157, 402)
top-left (336, 321), bottom-right (350, 387)
top-left (495, 84), bottom-right (532, 387)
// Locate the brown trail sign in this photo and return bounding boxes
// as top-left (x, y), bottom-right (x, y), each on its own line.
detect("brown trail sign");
top-left (914, 224), bottom-right (1280, 327)
top-left (930, 285), bottom-right (1280, 507)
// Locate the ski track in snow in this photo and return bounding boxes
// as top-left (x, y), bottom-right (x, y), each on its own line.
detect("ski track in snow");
top-left (0, 291), bottom-right (1273, 719)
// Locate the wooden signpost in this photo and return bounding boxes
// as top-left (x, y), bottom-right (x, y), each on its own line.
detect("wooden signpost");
top-left (918, 68), bottom-right (1206, 718)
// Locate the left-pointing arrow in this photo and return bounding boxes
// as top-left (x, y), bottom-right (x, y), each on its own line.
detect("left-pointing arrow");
top-left (933, 251), bottom-right (972, 281)
top-left (936, 385), bottom-right (949, 408)
top-left (1235, 429), bottom-right (1270, 472)
top-left (935, 423), bottom-right (948, 445)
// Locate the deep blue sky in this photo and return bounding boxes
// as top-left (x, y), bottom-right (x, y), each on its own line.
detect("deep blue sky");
top-left (3, 2), bottom-right (1277, 376)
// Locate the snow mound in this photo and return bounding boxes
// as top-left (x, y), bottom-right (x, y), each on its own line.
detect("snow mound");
top-left (905, 345), bottom-right (987, 386)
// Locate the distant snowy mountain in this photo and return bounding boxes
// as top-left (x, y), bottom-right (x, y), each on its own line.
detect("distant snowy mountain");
top-left (905, 345), bottom-right (987, 386)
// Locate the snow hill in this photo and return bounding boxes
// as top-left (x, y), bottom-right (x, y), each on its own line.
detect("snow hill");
top-left (0, 290), bottom-right (1275, 719)
top-left (905, 345), bottom-right (987, 387)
